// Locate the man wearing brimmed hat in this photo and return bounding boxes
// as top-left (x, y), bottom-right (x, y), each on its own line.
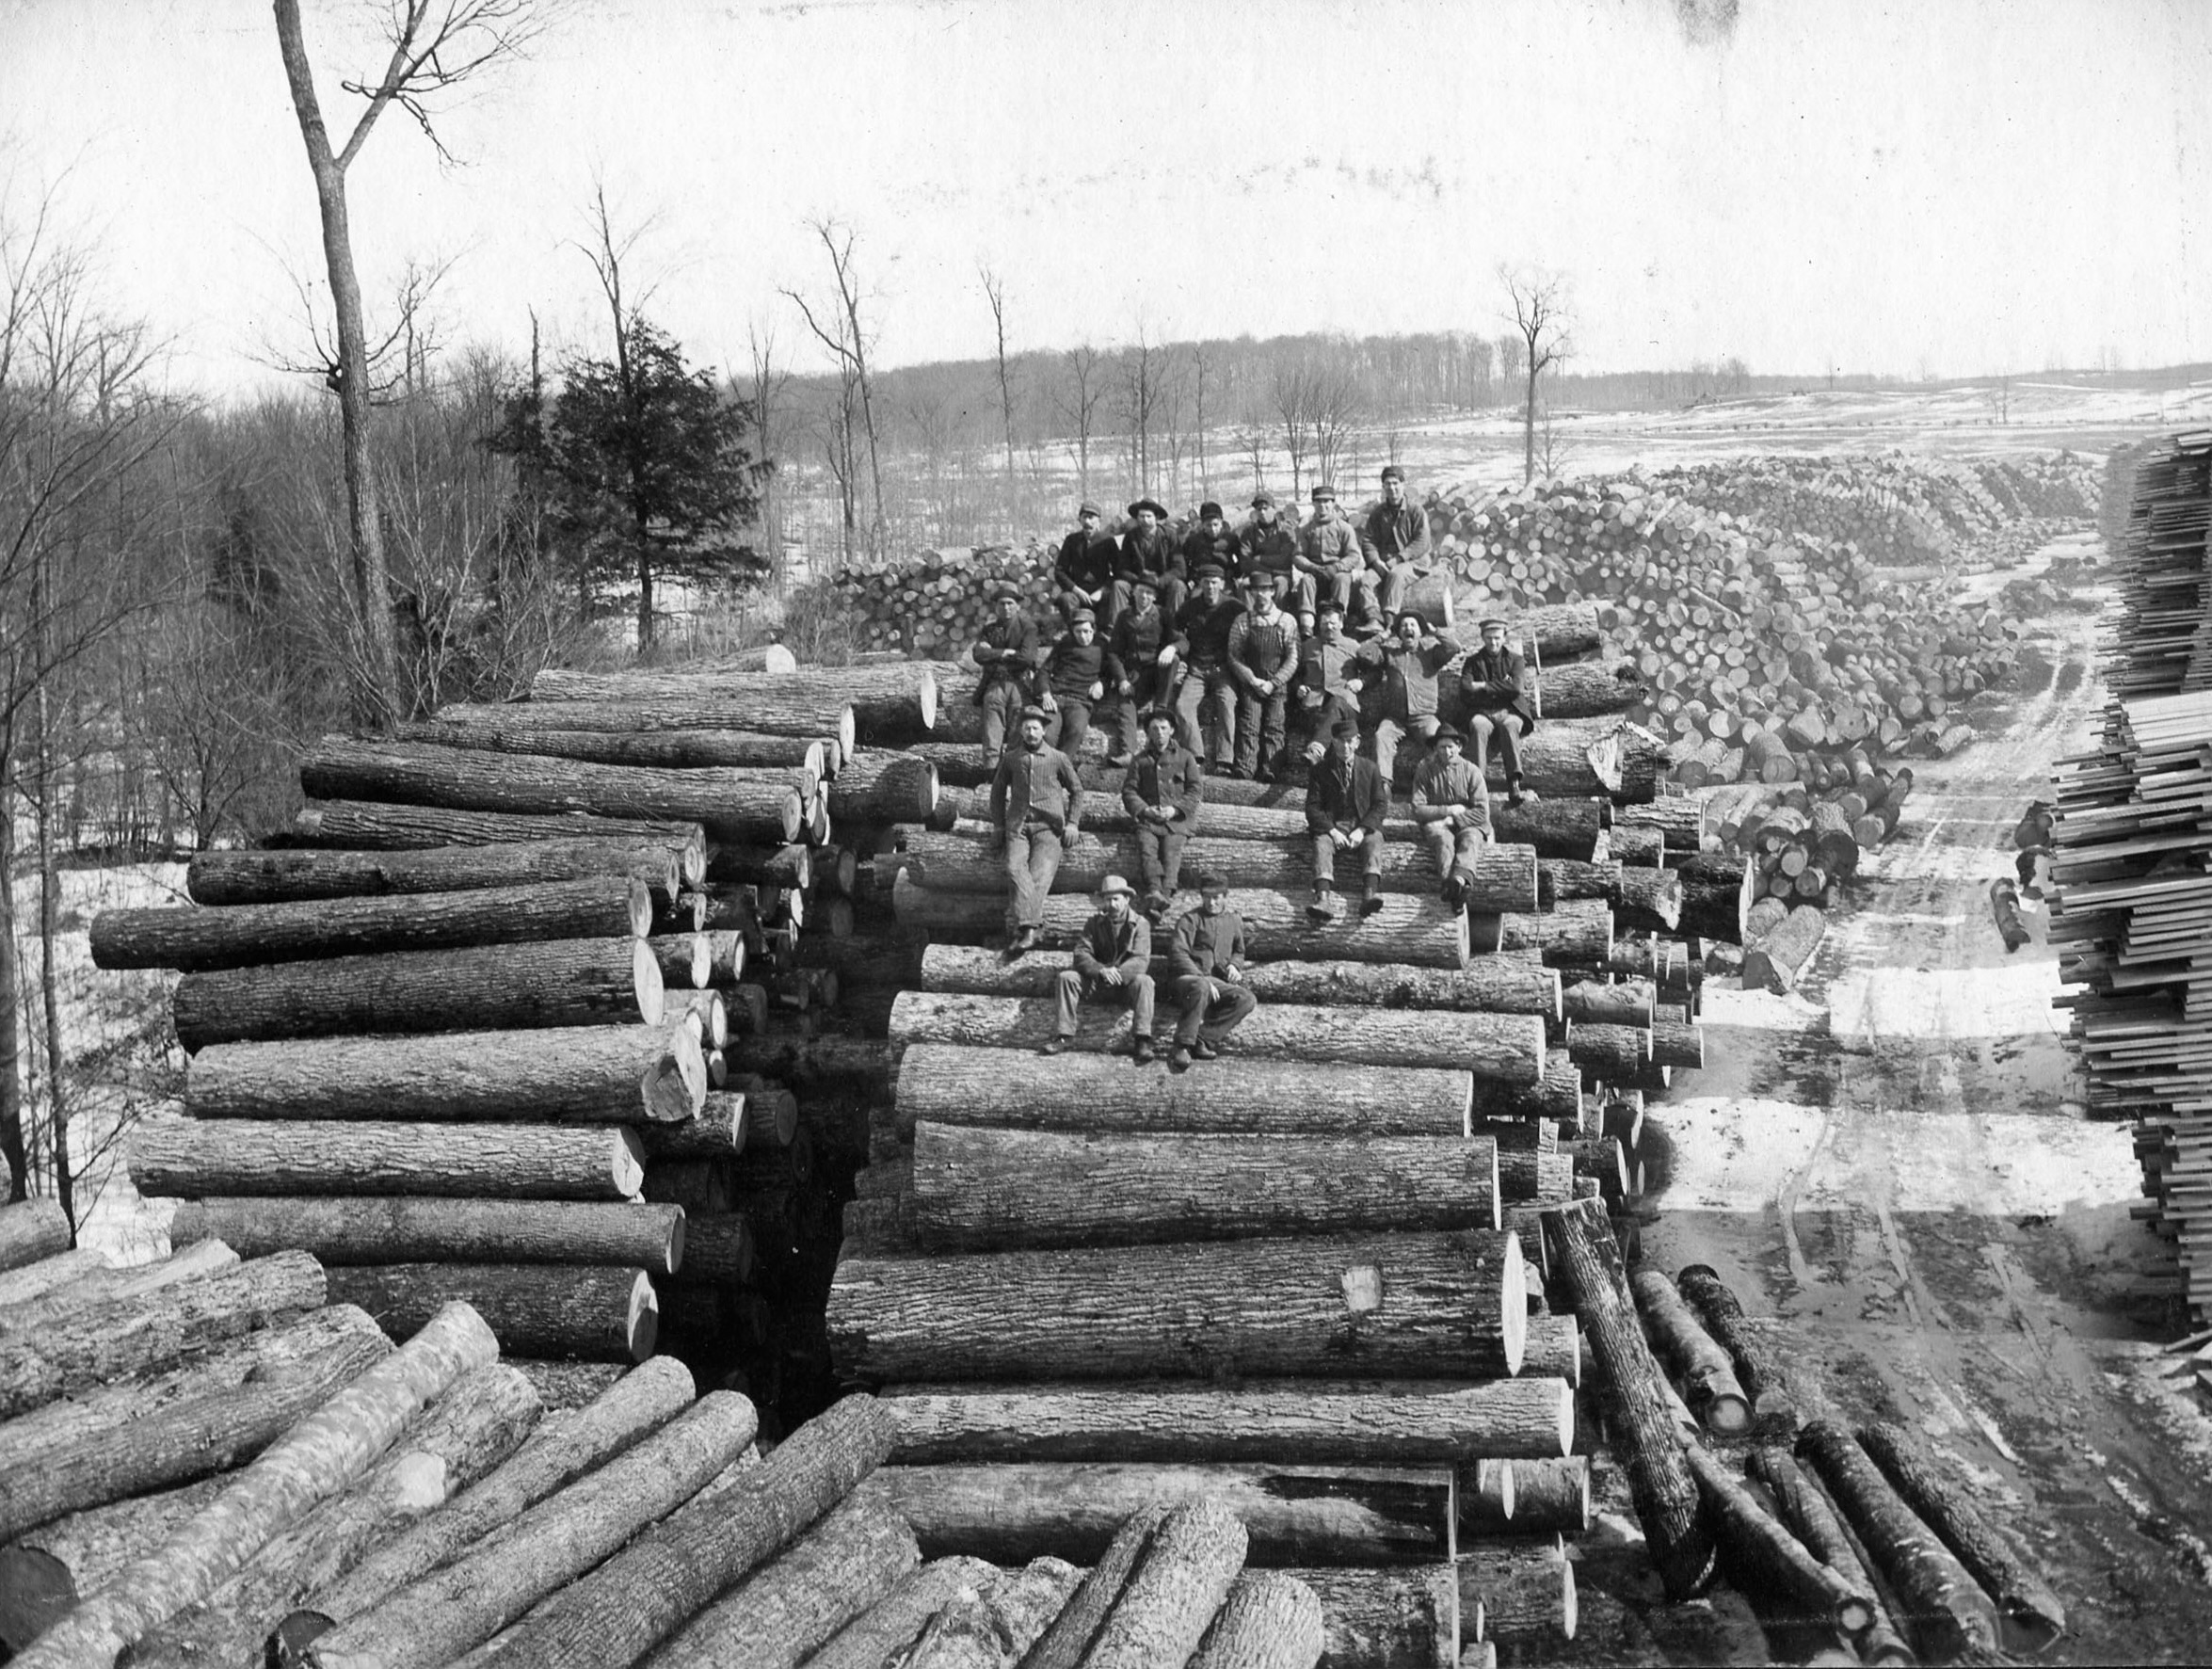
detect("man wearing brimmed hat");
top-left (1112, 498), bottom-right (1187, 620)
top-left (1165, 871), bottom-right (1257, 1072)
top-left (1120, 705), bottom-right (1203, 919)
top-left (1103, 571), bottom-right (1177, 764)
top-left (1294, 484), bottom-right (1382, 637)
top-left (1180, 499), bottom-right (1243, 588)
top-left (988, 704), bottom-right (1084, 956)
top-left (1054, 501), bottom-right (1115, 629)
top-left (1227, 570), bottom-right (1300, 781)
top-left (1356, 608), bottom-right (1463, 788)
top-left (970, 585), bottom-right (1045, 772)
top-left (1237, 491), bottom-right (1306, 618)
top-left (1412, 724), bottom-right (1491, 907)
top-left (1457, 616), bottom-right (1539, 807)
top-left (1047, 873), bottom-right (1157, 1063)
top-left (1303, 714), bottom-right (1388, 923)
top-left (1359, 465), bottom-right (1436, 621)
top-left (1040, 607), bottom-right (1109, 762)
top-left (1170, 563), bottom-right (1244, 774)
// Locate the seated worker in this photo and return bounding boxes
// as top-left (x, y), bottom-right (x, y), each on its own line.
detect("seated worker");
top-left (1358, 464), bottom-right (1435, 621)
top-left (1046, 873), bottom-right (1157, 1063)
top-left (1303, 709), bottom-right (1388, 922)
top-left (1292, 594), bottom-right (1366, 750)
top-left (1166, 871), bottom-right (1257, 1073)
top-left (970, 585), bottom-right (1044, 771)
top-left (1411, 724), bottom-right (1492, 907)
top-left (1120, 705), bottom-right (1204, 922)
top-left (1293, 484), bottom-right (1381, 636)
top-left (1458, 616), bottom-right (1539, 808)
top-left (1357, 609), bottom-right (1462, 788)
top-left (1180, 500), bottom-right (1244, 589)
top-left (987, 703), bottom-right (1083, 957)
top-left (1226, 571), bottom-right (1301, 781)
top-left (1039, 608), bottom-right (1108, 762)
top-left (1052, 501), bottom-right (1114, 628)
top-left (1237, 491), bottom-right (1306, 619)
top-left (1102, 571), bottom-right (1178, 766)
top-left (1112, 498), bottom-right (1187, 620)
top-left (1171, 564), bottom-right (1244, 774)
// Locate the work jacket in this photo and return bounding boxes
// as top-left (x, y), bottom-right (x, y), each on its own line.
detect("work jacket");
top-left (1358, 632), bottom-right (1463, 725)
top-left (1359, 500), bottom-right (1434, 573)
top-left (1297, 516), bottom-right (1363, 576)
top-left (1072, 909), bottom-right (1151, 983)
top-left (989, 742), bottom-right (1083, 837)
top-left (1174, 594), bottom-right (1245, 671)
top-left (1237, 517), bottom-right (1300, 585)
top-left (1054, 530), bottom-right (1114, 596)
top-left (1121, 741), bottom-right (1204, 825)
top-left (1105, 604), bottom-right (1178, 689)
top-left (970, 615), bottom-right (1043, 703)
top-left (1043, 635), bottom-right (1108, 702)
top-left (1411, 754), bottom-right (1491, 833)
top-left (1114, 527), bottom-right (1185, 587)
top-left (1180, 525), bottom-right (1244, 581)
top-left (1168, 906), bottom-right (1248, 982)
top-left (1459, 644), bottom-right (1536, 724)
top-left (1306, 751), bottom-right (1390, 837)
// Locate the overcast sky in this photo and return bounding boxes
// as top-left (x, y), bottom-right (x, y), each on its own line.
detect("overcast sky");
top-left (4, 0), bottom-right (2206, 400)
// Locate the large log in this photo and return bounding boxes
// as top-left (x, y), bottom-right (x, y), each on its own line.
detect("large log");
top-left (894, 1044), bottom-right (1471, 1139)
top-left (171, 1196), bottom-right (681, 1276)
top-left (1857, 1420), bottom-right (2066, 1652)
top-left (638, 1090), bottom-right (757, 1160)
top-left (916, 944), bottom-right (1559, 1021)
top-left (184, 1023), bottom-right (703, 1125)
top-left (0, 1198), bottom-right (72, 1272)
top-left (1276, 1565), bottom-right (1459, 1669)
top-left (722, 1033), bottom-right (899, 1099)
top-left (130, 1120), bottom-right (647, 1203)
top-left (1531, 657), bottom-right (1646, 718)
top-left (1462, 1455), bottom-right (1590, 1536)
top-left (1675, 852), bottom-right (1755, 946)
top-left (893, 875), bottom-right (1474, 970)
top-left (402, 711), bottom-right (835, 775)
top-left (0, 1307), bottom-right (389, 1546)
top-left (1745, 1447), bottom-right (1911, 1667)
top-left (327, 1265), bottom-right (658, 1363)
top-left (16, 1303), bottom-right (497, 1669)
top-left (1490, 796), bottom-right (1609, 860)
top-left (901, 1555), bottom-right (1083, 1668)
top-left (0, 1248), bottom-right (112, 1308)
top-left (420, 690), bottom-right (858, 755)
top-left (884, 1381), bottom-right (1574, 1464)
top-left (1672, 1267), bottom-right (1794, 1431)
top-left (1797, 1420), bottom-right (1999, 1661)
top-left (530, 663), bottom-right (933, 746)
top-left (1648, 1018), bottom-right (1704, 1069)
top-left (0, 1480), bottom-right (230, 1658)
top-left (296, 1356), bottom-right (697, 1636)
top-left (830, 1231), bottom-right (1527, 1383)
top-left (0, 1250), bottom-right (327, 1423)
top-left (1628, 1269), bottom-right (1749, 1434)
top-left (1564, 1022), bottom-right (1650, 1081)
top-left (1542, 1197), bottom-right (1713, 1598)
top-left (1682, 1443), bottom-right (1871, 1636)
top-left (294, 800), bottom-right (707, 852)
top-left (1082, 1498), bottom-right (1248, 1667)
top-left (639, 1488), bottom-right (921, 1668)
top-left (0, 1242), bottom-right (237, 1335)
top-left (124, 1363), bottom-right (541, 1669)
top-left (1456, 1541), bottom-right (1576, 1645)
top-left (172, 938), bottom-right (663, 1052)
top-left (889, 991), bottom-right (1545, 1083)
top-left (1468, 899), bottom-right (1612, 965)
top-left (1742, 904), bottom-right (1826, 993)
top-left (908, 1123), bottom-right (1501, 1247)
top-left (427, 1394), bottom-right (897, 1669)
top-left (90, 876), bottom-right (653, 973)
top-left (1561, 979), bottom-right (1655, 1028)
top-left (1497, 1150), bottom-right (1573, 1203)
top-left (1467, 1050), bottom-right (1583, 1125)
top-left (300, 738), bottom-right (809, 843)
top-left (805, 1556), bottom-right (1000, 1669)
top-left (1015, 1502), bottom-right (1165, 1669)
top-left (1193, 1570), bottom-right (1326, 1669)
top-left (1540, 860), bottom-right (1682, 932)
top-left (186, 836), bottom-right (695, 908)
top-left (827, 752), bottom-right (941, 824)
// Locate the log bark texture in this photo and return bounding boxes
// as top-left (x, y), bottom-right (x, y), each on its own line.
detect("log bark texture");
top-left (1742, 904), bottom-right (1827, 993)
top-left (1489, 796), bottom-right (1609, 860)
top-left (1561, 978), bottom-right (1654, 1029)
top-left (0, 1198), bottom-right (71, 1272)
top-left (91, 877), bottom-right (652, 973)
top-left (1467, 899), bottom-right (1612, 966)
top-left (1275, 1565), bottom-right (1458, 1669)
top-left (184, 1022), bottom-right (703, 1125)
top-left (907, 1123), bottom-right (1500, 1246)
top-left (1467, 1051), bottom-right (1583, 1126)
top-left (904, 1557), bottom-right (1083, 1668)
top-left (131, 1119), bottom-right (646, 1203)
top-left (1075, 1498), bottom-right (1247, 1669)
top-left (295, 800), bottom-right (706, 852)
top-left (1014, 1503), bottom-right (1164, 1669)
top-left (722, 1034), bottom-right (899, 1099)
top-left (0, 1480), bottom-right (231, 1657)
top-left (186, 837), bottom-right (691, 908)
top-left (885, 1380), bottom-right (1573, 1464)
top-left (1542, 1198), bottom-right (1714, 1599)
top-left (403, 710), bottom-right (833, 774)
top-left (827, 752), bottom-right (941, 824)
top-left (830, 1230), bottom-right (1526, 1384)
top-left (1192, 1571), bottom-right (1326, 1669)
top-left (1675, 852), bottom-right (1754, 946)
top-left (427, 687), bottom-right (858, 749)
top-left (889, 991), bottom-right (1544, 1083)
top-left (1674, 1265), bottom-right (1796, 1431)
top-left (530, 664), bottom-right (932, 746)
top-left (1745, 1447), bottom-right (1910, 1665)
top-left (0, 1242), bottom-right (235, 1337)
top-left (328, 1264), bottom-right (659, 1362)
top-left (172, 937), bottom-right (663, 1052)
top-left (805, 1556), bottom-right (1001, 1669)
top-left (1629, 1269), bottom-right (1750, 1434)
top-left (0, 1249), bottom-right (112, 1310)
top-left (1456, 1542), bottom-right (1576, 1645)
top-left (1682, 1443), bottom-right (1870, 1635)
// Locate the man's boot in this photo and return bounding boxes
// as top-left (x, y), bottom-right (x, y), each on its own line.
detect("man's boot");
top-left (1131, 1035), bottom-right (1156, 1066)
top-left (1361, 873), bottom-right (1386, 916)
top-left (1308, 882), bottom-right (1339, 923)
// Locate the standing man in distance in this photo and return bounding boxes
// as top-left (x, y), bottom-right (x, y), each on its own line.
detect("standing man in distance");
top-left (1226, 571), bottom-right (1300, 781)
top-left (1102, 571), bottom-right (1178, 766)
top-left (988, 704), bottom-right (1083, 957)
top-left (1046, 874), bottom-right (1156, 1064)
top-left (1458, 616), bottom-right (1540, 808)
top-left (1120, 705), bottom-right (1204, 922)
top-left (1166, 871), bottom-right (1258, 1073)
top-left (1359, 465), bottom-right (1435, 622)
top-left (1358, 608), bottom-right (1463, 789)
top-left (1039, 607), bottom-right (1108, 762)
top-left (1303, 711), bottom-right (1389, 923)
top-left (1113, 498), bottom-right (1186, 620)
top-left (1295, 485), bottom-right (1381, 637)
top-left (970, 585), bottom-right (1043, 772)
top-left (1411, 724), bottom-right (1491, 907)
top-left (1053, 501), bottom-right (1115, 629)
top-left (1239, 491), bottom-right (1306, 621)
top-left (1171, 563), bottom-right (1244, 775)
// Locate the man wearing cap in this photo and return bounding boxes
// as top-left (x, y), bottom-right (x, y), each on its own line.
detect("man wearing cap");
top-left (1293, 594), bottom-right (1366, 750)
top-left (1412, 725), bottom-right (1492, 907)
top-left (1112, 498), bottom-right (1187, 620)
top-left (1165, 871), bottom-right (1258, 1072)
top-left (988, 704), bottom-right (1084, 956)
top-left (1103, 572), bottom-right (1178, 765)
top-left (1226, 570), bottom-right (1301, 781)
top-left (970, 586), bottom-right (1045, 771)
top-left (1171, 564), bottom-right (1244, 774)
top-left (1303, 713), bottom-right (1389, 922)
top-left (1180, 500), bottom-right (1243, 588)
top-left (1458, 616), bottom-right (1539, 808)
top-left (1040, 607), bottom-right (1109, 762)
top-left (1054, 502), bottom-right (1115, 629)
top-left (1047, 874), bottom-right (1158, 1062)
top-left (1295, 485), bottom-right (1383, 637)
top-left (1359, 466), bottom-right (1435, 621)
top-left (1357, 608), bottom-right (1463, 788)
top-left (1120, 705), bottom-right (1203, 920)
top-left (1238, 491), bottom-right (1306, 619)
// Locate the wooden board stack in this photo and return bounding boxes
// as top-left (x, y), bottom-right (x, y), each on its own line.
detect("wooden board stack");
top-left (2052, 433), bottom-right (2212, 1319)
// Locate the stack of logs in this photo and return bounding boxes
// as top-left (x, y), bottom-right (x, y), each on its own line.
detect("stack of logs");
top-left (2052, 432), bottom-right (2212, 1321)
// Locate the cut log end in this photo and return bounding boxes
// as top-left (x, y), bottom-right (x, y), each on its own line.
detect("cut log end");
top-left (626, 1270), bottom-right (661, 1361)
top-left (1706, 1394), bottom-right (1753, 1436)
top-left (918, 670), bottom-right (938, 733)
top-left (632, 939), bottom-right (667, 1027)
top-left (625, 878), bottom-right (654, 939)
top-left (1500, 1229), bottom-right (1529, 1376)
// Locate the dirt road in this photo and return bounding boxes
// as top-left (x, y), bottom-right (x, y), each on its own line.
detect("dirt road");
top-left (1637, 531), bottom-right (2212, 1661)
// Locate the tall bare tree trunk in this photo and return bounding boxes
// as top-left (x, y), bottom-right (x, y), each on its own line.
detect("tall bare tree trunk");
top-left (33, 674), bottom-right (72, 1226)
top-left (1524, 363), bottom-right (1539, 483)
top-left (0, 775), bottom-right (24, 1202)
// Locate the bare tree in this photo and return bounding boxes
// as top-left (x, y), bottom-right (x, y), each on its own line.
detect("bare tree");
top-left (1309, 354), bottom-right (1365, 489)
top-left (979, 264), bottom-right (1017, 538)
top-left (1119, 328), bottom-right (1167, 499)
top-left (1273, 361), bottom-right (1318, 501)
top-left (744, 321), bottom-right (793, 583)
top-left (1054, 344), bottom-right (1105, 504)
top-left (271, 0), bottom-right (547, 728)
top-left (783, 221), bottom-right (884, 552)
top-left (1191, 344), bottom-right (1212, 500)
top-left (1501, 267), bottom-right (1572, 483)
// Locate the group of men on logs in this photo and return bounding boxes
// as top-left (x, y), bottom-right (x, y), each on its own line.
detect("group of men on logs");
top-left (968, 468), bottom-right (1547, 1073)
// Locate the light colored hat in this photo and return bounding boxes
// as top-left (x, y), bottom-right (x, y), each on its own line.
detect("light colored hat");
top-left (1098, 873), bottom-right (1136, 897)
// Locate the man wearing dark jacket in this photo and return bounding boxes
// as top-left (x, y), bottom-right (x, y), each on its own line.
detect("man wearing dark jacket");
top-left (1458, 617), bottom-right (1538, 807)
top-left (1180, 501), bottom-right (1243, 590)
top-left (1112, 498), bottom-right (1186, 620)
top-left (1237, 491), bottom-right (1305, 618)
top-left (988, 705), bottom-right (1083, 956)
top-left (970, 586), bottom-right (1044, 771)
top-left (1226, 572), bottom-right (1301, 781)
top-left (1357, 609), bottom-right (1462, 787)
top-left (1171, 565), bottom-right (1244, 773)
top-left (1165, 871), bottom-right (1258, 1072)
top-left (1040, 609), bottom-right (1108, 762)
top-left (1047, 873), bottom-right (1156, 1063)
top-left (1103, 573), bottom-right (1177, 763)
top-left (1053, 502), bottom-right (1114, 628)
top-left (1358, 465), bottom-right (1435, 621)
top-left (1303, 714), bottom-right (1389, 922)
top-left (1293, 595), bottom-right (1367, 749)
top-left (1120, 706), bottom-right (1204, 920)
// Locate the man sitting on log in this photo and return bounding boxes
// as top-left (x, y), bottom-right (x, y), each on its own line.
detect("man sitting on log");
top-left (1358, 464), bottom-right (1435, 621)
top-left (1112, 498), bottom-right (1187, 621)
top-left (1165, 871), bottom-right (1257, 1072)
top-left (1046, 873), bottom-right (1156, 1063)
top-left (1237, 490), bottom-right (1306, 623)
top-left (1053, 501), bottom-right (1114, 628)
top-left (1303, 710), bottom-right (1388, 923)
top-left (1294, 484), bottom-right (1382, 636)
top-left (1171, 564), bottom-right (1245, 776)
top-left (1458, 616), bottom-right (1539, 809)
top-left (1180, 500), bottom-right (1244, 591)
top-left (1293, 594), bottom-right (1366, 752)
top-left (1226, 571), bottom-right (1301, 781)
top-left (1411, 724), bottom-right (1492, 907)
top-left (1040, 608), bottom-right (1108, 763)
top-left (1358, 609), bottom-right (1462, 788)
top-left (1103, 572), bottom-right (1177, 766)
top-left (988, 704), bottom-right (1084, 957)
top-left (1121, 706), bottom-right (1203, 922)
top-left (970, 585), bottom-right (1045, 772)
